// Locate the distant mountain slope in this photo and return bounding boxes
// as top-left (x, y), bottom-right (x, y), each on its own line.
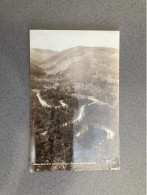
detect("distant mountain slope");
top-left (30, 48), bottom-right (58, 66)
top-left (30, 46), bottom-right (119, 105)
top-left (44, 46), bottom-right (119, 105)
top-left (43, 46), bottom-right (118, 71)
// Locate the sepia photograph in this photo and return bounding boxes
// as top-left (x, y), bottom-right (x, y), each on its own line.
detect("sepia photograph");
top-left (30, 30), bottom-right (120, 172)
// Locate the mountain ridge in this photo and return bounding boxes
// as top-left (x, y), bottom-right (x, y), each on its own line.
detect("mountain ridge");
top-left (30, 46), bottom-right (119, 105)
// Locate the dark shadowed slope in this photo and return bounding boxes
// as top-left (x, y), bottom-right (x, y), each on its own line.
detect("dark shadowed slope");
top-left (30, 64), bottom-right (46, 77)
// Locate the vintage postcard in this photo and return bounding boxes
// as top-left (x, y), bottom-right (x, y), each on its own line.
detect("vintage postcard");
top-left (30, 30), bottom-right (120, 172)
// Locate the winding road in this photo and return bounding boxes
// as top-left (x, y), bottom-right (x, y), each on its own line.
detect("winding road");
top-left (35, 91), bottom-right (115, 140)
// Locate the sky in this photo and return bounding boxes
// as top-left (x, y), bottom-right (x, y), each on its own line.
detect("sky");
top-left (30, 30), bottom-right (119, 51)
